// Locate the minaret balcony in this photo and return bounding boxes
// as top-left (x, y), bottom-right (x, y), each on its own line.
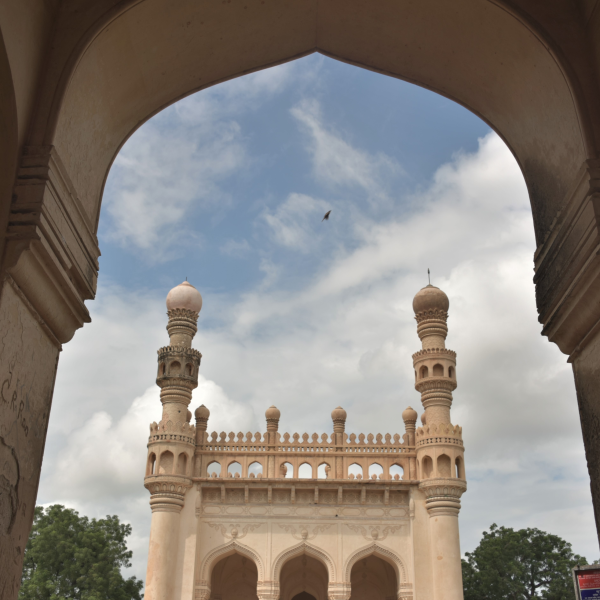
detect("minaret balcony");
top-left (414, 377), bottom-right (457, 394)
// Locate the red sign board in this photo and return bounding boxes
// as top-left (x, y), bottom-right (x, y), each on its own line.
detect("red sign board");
top-left (576, 568), bottom-right (600, 600)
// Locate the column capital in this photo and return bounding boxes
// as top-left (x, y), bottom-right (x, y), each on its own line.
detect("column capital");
top-left (144, 475), bottom-right (192, 513)
top-left (418, 478), bottom-right (466, 515)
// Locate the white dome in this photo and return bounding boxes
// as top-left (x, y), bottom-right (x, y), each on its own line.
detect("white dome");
top-left (166, 281), bottom-right (203, 313)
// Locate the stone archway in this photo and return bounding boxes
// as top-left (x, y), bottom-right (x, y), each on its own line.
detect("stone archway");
top-left (2, 2), bottom-right (600, 599)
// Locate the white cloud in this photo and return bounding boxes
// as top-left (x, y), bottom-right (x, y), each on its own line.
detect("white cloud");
top-left (262, 193), bottom-right (329, 252)
top-left (291, 98), bottom-right (404, 206)
top-left (101, 61), bottom-right (307, 260)
top-left (40, 130), bottom-right (598, 588)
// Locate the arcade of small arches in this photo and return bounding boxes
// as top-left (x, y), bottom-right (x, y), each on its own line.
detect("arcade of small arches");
top-left (202, 544), bottom-right (406, 600)
top-left (415, 363), bottom-right (455, 380)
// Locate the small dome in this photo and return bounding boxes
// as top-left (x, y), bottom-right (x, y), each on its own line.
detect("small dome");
top-left (402, 406), bottom-right (418, 422)
top-left (166, 281), bottom-right (203, 313)
top-left (265, 405), bottom-right (280, 420)
top-left (195, 404), bottom-right (210, 420)
top-left (412, 284), bottom-right (449, 314)
top-left (331, 406), bottom-right (347, 421)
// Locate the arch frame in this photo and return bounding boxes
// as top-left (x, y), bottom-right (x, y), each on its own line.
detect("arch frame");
top-left (344, 542), bottom-right (408, 588)
top-left (272, 541), bottom-right (336, 584)
top-left (199, 539), bottom-right (265, 583)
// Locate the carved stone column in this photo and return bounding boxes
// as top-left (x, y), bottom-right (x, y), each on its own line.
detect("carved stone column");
top-left (419, 479), bottom-right (467, 600)
top-left (266, 406), bottom-right (280, 478)
top-left (331, 406), bottom-right (347, 479)
top-left (534, 159), bottom-right (600, 540)
top-left (0, 146), bottom-right (100, 597)
top-left (144, 477), bottom-right (192, 600)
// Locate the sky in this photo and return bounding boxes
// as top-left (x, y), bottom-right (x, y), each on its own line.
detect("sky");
top-left (36, 54), bottom-right (597, 584)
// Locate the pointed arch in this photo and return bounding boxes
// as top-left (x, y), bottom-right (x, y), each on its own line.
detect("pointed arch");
top-left (200, 540), bottom-right (264, 582)
top-left (344, 542), bottom-right (408, 587)
top-left (272, 542), bottom-right (336, 583)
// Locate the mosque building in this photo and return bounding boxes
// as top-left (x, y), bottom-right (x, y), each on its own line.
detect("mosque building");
top-left (142, 281), bottom-right (467, 600)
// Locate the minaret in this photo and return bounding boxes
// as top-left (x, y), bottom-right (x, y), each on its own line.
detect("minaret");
top-left (144, 281), bottom-right (203, 600)
top-left (412, 284), bottom-right (467, 600)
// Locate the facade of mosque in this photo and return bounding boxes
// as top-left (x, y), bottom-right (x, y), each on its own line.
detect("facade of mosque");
top-left (143, 281), bottom-right (467, 600)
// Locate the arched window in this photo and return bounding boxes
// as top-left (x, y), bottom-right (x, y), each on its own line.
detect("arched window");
top-left (449, 366), bottom-right (455, 379)
top-left (185, 363), bottom-right (193, 376)
top-left (437, 454), bottom-right (451, 477)
top-left (158, 363), bottom-right (165, 376)
top-left (422, 456), bottom-right (433, 479)
top-left (433, 363), bottom-right (443, 376)
top-left (389, 463), bottom-right (404, 480)
top-left (169, 361), bottom-right (181, 375)
top-left (147, 453), bottom-right (156, 476)
top-left (228, 461), bottom-right (242, 478)
top-left (348, 463), bottom-right (363, 479)
top-left (248, 461), bottom-right (263, 477)
top-left (207, 461), bottom-right (221, 477)
top-left (368, 463), bottom-right (383, 480)
top-left (298, 462), bottom-right (313, 479)
top-left (158, 450), bottom-right (174, 474)
top-left (317, 462), bottom-right (331, 479)
top-left (281, 462), bottom-right (293, 478)
top-left (420, 365), bottom-right (429, 379)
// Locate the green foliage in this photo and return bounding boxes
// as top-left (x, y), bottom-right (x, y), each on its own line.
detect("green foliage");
top-left (19, 505), bottom-right (143, 600)
top-left (462, 523), bottom-right (586, 600)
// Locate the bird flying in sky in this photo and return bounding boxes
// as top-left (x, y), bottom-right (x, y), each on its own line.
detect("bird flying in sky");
top-left (322, 210), bottom-right (332, 221)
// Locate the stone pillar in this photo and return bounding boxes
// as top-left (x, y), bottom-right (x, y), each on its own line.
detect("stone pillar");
top-left (265, 406), bottom-right (280, 478)
top-left (194, 405), bottom-right (210, 477)
top-left (402, 407), bottom-right (418, 479)
top-left (144, 484), bottom-right (190, 600)
top-left (331, 406), bottom-right (347, 479)
top-left (570, 330), bottom-right (600, 536)
top-left (419, 479), bottom-right (467, 600)
top-left (0, 147), bottom-right (100, 598)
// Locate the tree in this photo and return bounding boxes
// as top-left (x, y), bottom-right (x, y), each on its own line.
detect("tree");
top-left (19, 504), bottom-right (143, 600)
top-left (462, 523), bottom-right (586, 600)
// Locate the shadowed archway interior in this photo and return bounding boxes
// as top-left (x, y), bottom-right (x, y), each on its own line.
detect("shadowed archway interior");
top-left (280, 554), bottom-right (329, 600)
top-left (209, 552), bottom-right (259, 600)
top-left (349, 555), bottom-right (397, 600)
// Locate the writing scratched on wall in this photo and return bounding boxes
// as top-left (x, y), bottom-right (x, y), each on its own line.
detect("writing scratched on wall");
top-left (1, 360), bottom-right (31, 437)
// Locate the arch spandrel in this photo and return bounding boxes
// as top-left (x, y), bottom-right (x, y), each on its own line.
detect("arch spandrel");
top-left (49, 0), bottom-right (589, 242)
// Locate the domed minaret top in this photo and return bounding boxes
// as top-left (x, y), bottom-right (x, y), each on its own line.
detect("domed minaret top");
top-left (412, 284), bottom-right (449, 314)
top-left (413, 284), bottom-right (450, 350)
top-left (165, 281), bottom-right (202, 348)
top-left (412, 283), bottom-right (456, 426)
top-left (166, 281), bottom-right (203, 313)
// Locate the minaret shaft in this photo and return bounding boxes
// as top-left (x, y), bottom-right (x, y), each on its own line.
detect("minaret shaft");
top-left (412, 284), bottom-right (467, 600)
top-left (144, 281), bottom-right (203, 600)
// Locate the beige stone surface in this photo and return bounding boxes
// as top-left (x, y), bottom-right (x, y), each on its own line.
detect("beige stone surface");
top-left (142, 284), bottom-right (466, 600)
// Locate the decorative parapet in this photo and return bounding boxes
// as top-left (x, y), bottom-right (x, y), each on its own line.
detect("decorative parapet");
top-left (149, 419), bottom-right (196, 445)
top-left (157, 345), bottom-right (202, 359)
top-left (412, 348), bottom-right (456, 360)
top-left (201, 431), bottom-right (412, 454)
top-left (415, 423), bottom-right (462, 447)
